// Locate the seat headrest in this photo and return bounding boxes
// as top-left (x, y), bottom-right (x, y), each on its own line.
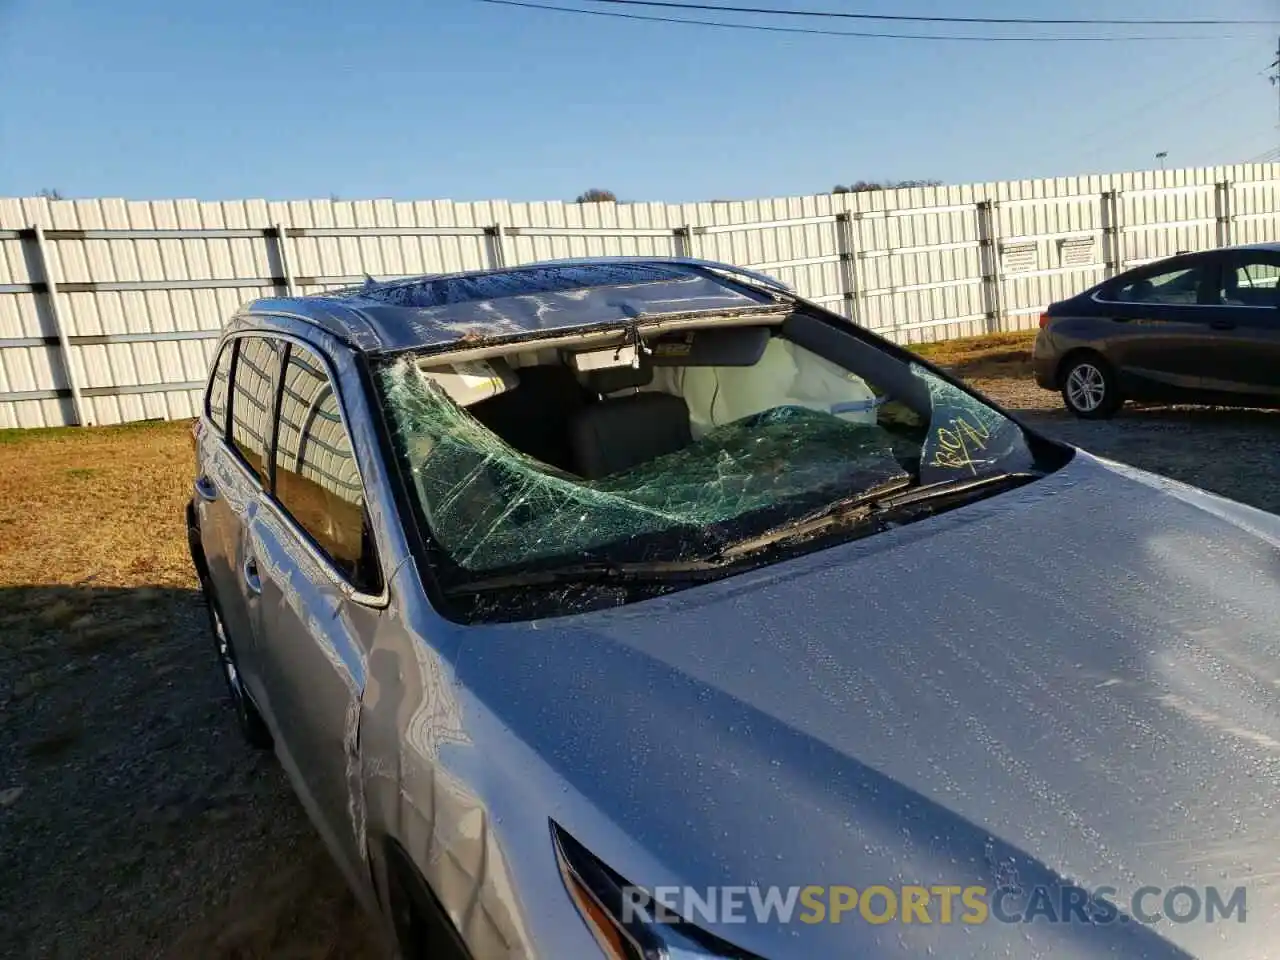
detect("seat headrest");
top-left (569, 391), bottom-right (691, 479)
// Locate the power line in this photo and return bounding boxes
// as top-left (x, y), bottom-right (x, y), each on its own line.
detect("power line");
top-left (476, 0), bottom-right (1265, 41)
top-left (1068, 53), bottom-right (1269, 167)
top-left (570, 0), bottom-right (1280, 27)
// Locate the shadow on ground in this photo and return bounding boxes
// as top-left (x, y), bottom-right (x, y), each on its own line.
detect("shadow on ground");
top-left (0, 585), bottom-right (381, 960)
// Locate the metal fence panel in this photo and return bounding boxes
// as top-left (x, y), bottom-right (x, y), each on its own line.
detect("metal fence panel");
top-left (3, 161), bottom-right (1280, 428)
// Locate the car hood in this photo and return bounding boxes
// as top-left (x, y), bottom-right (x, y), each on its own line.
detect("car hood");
top-left (456, 451), bottom-right (1280, 959)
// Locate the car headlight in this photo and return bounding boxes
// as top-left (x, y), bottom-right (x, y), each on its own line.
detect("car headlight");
top-left (551, 821), bottom-right (763, 960)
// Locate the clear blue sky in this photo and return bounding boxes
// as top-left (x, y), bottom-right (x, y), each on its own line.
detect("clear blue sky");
top-left (1, 0), bottom-right (1277, 202)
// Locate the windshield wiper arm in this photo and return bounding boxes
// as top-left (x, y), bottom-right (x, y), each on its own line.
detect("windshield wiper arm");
top-left (714, 471), bottom-right (1041, 563)
top-left (874, 470), bottom-right (1041, 513)
top-left (444, 557), bottom-right (725, 595)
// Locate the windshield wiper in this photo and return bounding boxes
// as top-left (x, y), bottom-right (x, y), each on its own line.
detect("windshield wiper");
top-left (714, 470), bottom-right (1040, 562)
top-left (714, 475), bottom-right (912, 562)
top-left (443, 557), bottom-right (726, 595)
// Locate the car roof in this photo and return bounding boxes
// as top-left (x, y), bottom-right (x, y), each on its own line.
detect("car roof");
top-left (1226, 242), bottom-right (1280, 254)
top-left (230, 257), bottom-right (794, 355)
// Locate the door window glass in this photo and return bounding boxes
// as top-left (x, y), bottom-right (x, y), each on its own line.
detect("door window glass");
top-left (273, 343), bottom-right (378, 592)
top-left (229, 337), bottom-right (282, 484)
top-left (1111, 265), bottom-right (1207, 306)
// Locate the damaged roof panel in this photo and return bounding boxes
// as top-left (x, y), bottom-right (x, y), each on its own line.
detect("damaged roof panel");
top-left (237, 258), bottom-right (787, 354)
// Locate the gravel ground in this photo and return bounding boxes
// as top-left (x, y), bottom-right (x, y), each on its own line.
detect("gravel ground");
top-left (979, 377), bottom-right (1280, 514)
top-left (2, 378), bottom-right (1279, 960)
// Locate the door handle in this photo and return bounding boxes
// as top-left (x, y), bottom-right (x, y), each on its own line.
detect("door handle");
top-left (242, 555), bottom-right (262, 596)
top-left (193, 475), bottom-right (219, 502)
top-left (1209, 319), bottom-right (1236, 330)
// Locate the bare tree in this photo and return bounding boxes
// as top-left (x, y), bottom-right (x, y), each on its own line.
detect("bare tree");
top-left (835, 179), bottom-right (942, 194)
top-left (38, 188), bottom-right (64, 200)
top-left (575, 188), bottom-right (617, 203)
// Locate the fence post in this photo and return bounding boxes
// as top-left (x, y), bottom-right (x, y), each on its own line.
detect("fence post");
top-left (31, 223), bottom-right (90, 426)
top-left (486, 222), bottom-right (510, 269)
top-left (272, 223), bottom-right (297, 296)
top-left (835, 211), bottom-right (861, 326)
top-left (1214, 181), bottom-right (1233, 248)
top-left (674, 225), bottom-right (697, 259)
top-left (1101, 190), bottom-right (1123, 278)
top-left (975, 200), bottom-right (1003, 334)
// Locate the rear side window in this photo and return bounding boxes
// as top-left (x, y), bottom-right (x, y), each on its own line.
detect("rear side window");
top-left (206, 340), bottom-right (234, 434)
top-left (1222, 259), bottom-right (1280, 307)
top-left (273, 343), bottom-right (378, 592)
top-left (229, 337), bottom-right (282, 484)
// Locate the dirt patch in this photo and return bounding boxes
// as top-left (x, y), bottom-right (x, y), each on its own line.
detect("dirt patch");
top-left (3, 336), bottom-right (1280, 960)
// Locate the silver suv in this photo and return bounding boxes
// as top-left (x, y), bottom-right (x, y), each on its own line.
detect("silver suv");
top-left (189, 257), bottom-right (1261, 959)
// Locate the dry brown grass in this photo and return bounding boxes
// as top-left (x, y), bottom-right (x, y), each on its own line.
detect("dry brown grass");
top-left (911, 329), bottom-right (1037, 380)
top-left (0, 419), bottom-right (198, 589)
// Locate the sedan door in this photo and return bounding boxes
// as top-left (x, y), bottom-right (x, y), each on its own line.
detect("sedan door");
top-left (249, 338), bottom-right (384, 885)
top-left (1091, 256), bottom-right (1223, 399)
top-left (1201, 250), bottom-right (1280, 401)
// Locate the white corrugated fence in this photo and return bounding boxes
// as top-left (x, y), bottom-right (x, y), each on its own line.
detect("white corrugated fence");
top-left (2, 161), bottom-right (1279, 428)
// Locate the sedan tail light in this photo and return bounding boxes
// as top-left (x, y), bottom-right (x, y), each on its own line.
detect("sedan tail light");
top-left (1038, 312), bottom-right (1051, 329)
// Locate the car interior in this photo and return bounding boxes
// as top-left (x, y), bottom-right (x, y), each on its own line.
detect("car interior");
top-left (415, 320), bottom-right (907, 482)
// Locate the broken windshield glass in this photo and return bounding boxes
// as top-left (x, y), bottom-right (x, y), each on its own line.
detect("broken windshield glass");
top-left (911, 362), bottom-right (1037, 485)
top-left (379, 358), bottom-right (914, 575)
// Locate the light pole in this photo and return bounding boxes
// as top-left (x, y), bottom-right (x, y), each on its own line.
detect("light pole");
top-left (1156, 151), bottom-right (1168, 170)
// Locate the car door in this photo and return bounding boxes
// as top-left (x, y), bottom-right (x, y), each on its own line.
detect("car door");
top-left (197, 335), bottom-right (282, 697)
top-left (248, 337), bottom-right (384, 883)
top-left (1202, 250), bottom-right (1280, 400)
top-left (1091, 256), bottom-right (1222, 398)
top-left (193, 338), bottom-right (242, 620)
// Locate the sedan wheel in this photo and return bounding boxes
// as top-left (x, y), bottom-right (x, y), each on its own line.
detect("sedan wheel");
top-left (204, 585), bottom-right (273, 749)
top-left (1061, 356), bottom-right (1120, 419)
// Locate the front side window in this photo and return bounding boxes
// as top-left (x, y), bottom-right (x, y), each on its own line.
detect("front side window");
top-left (228, 336), bottom-right (282, 484)
top-left (1110, 264), bottom-right (1209, 306)
top-left (1221, 259), bottom-right (1280, 307)
top-left (205, 339), bottom-right (234, 434)
top-left (273, 343), bottom-right (377, 592)
top-left (377, 318), bottom-right (1059, 620)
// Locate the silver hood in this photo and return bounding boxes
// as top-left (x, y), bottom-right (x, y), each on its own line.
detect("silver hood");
top-left (456, 450), bottom-right (1280, 959)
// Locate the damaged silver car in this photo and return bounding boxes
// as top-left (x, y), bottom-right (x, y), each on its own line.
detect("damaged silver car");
top-left (188, 257), bottom-right (1280, 959)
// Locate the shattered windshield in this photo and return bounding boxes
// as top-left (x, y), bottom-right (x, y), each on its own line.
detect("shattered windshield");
top-left (381, 359), bottom-right (911, 572)
top-left (377, 328), bottom-right (1044, 590)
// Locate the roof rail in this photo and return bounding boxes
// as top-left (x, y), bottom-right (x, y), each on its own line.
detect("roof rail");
top-left (322, 256), bottom-right (794, 302)
top-left (527, 256), bottom-right (795, 296)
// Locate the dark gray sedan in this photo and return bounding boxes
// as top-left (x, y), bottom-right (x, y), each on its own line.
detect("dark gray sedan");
top-left (1033, 243), bottom-right (1280, 417)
